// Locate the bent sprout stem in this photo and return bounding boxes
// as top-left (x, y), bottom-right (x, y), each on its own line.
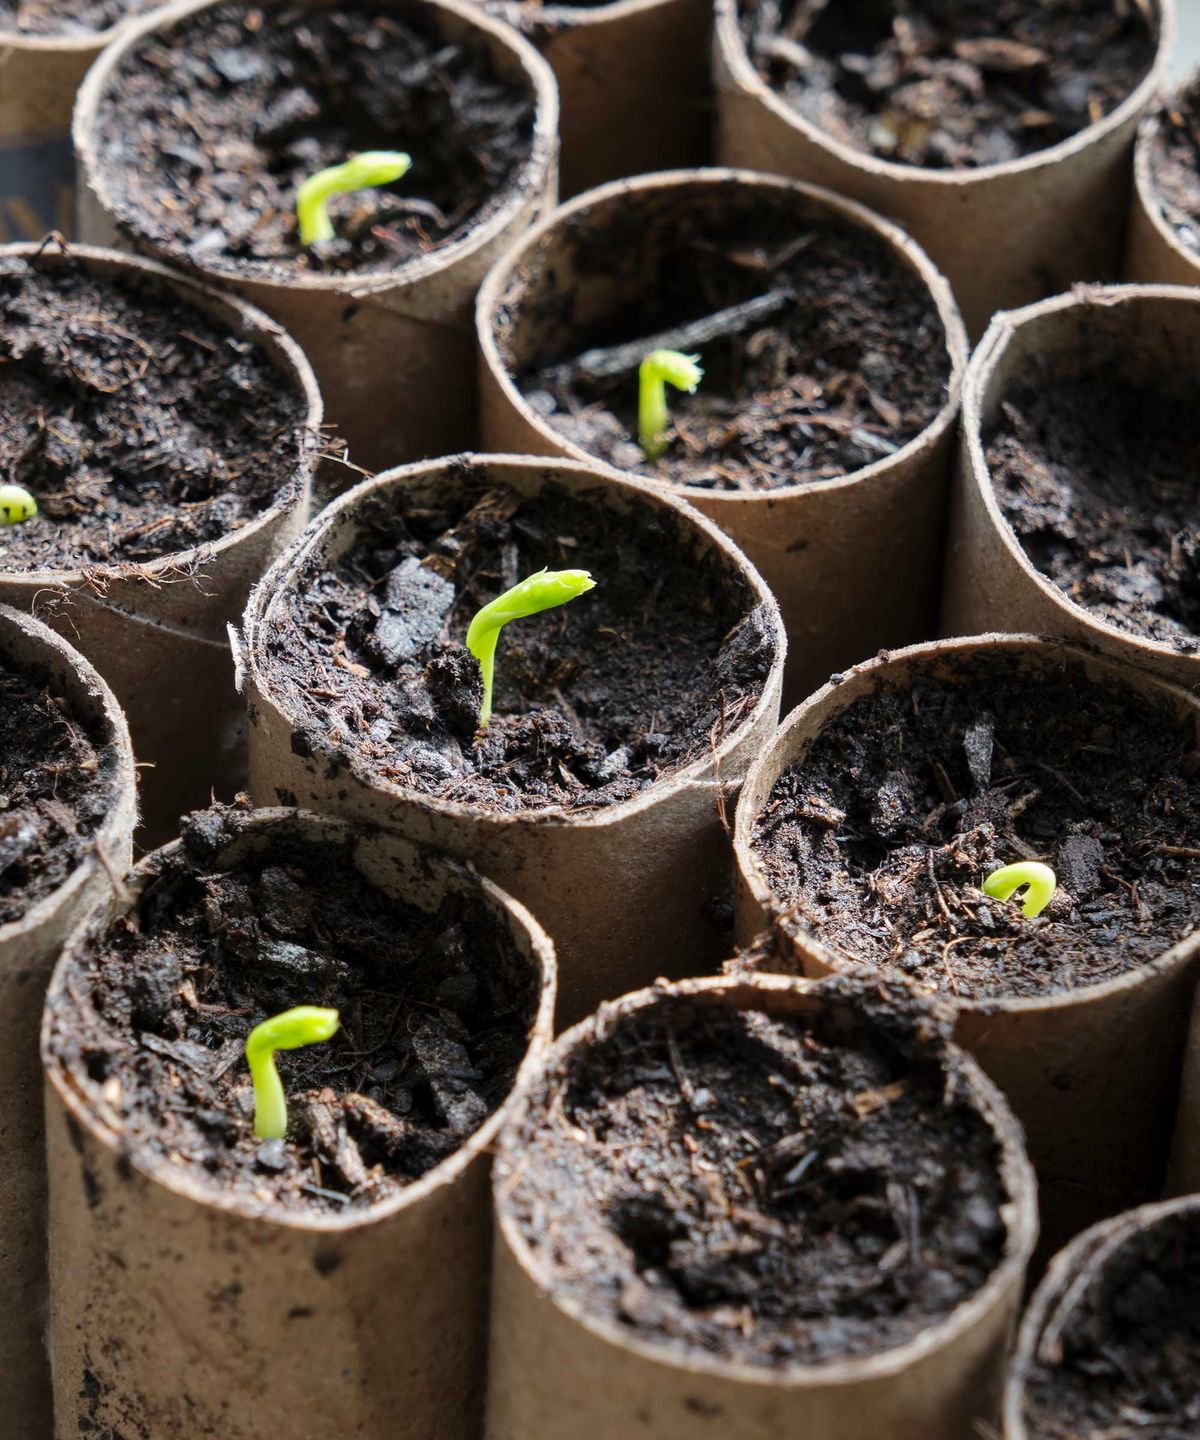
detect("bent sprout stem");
top-left (982, 861), bottom-right (1057, 919)
top-left (296, 151), bottom-right (412, 246)
top-left (638, 349), bottom-right (703, 462)
top-left (245, 1006), bottom-right (340, 1141)
top-left (0, 484), bottom-right (37, 526)
top-left (466, 567), bottom-right (596, 731)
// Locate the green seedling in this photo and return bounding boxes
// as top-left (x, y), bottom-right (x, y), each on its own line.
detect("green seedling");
top-left (638, 348), bottom-right (703, 461)
top-left (245, 1006), bottom-right (340, 1140)
top-left (982, 861), bottom-right (1057, 919)
top-left (296, 150), bottom-right (412, 246)
top-left (466, 568), bottom-right (596, 731)
top-left (0, 484), bottom-right (37, 526)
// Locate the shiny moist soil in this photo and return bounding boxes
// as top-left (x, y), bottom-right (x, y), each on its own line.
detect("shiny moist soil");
top-left (43, 806), bottom-right (540, 1215)
top-left (260, 468), bottom-right (775, 812)
top-left (501, 982), bottom-right (1011, 1365)
top-left (747, 652), bottom-right (1200, 1000)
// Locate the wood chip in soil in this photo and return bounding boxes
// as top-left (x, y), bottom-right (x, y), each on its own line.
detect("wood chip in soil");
top-left (986, 354), bottom-right (1200, 652)
top-left (739, 0), bottom-right (1157, 170)
top-left (0, 253), bottom-right (310, 573)
top-left (505, 199), bottom-right (950, 492)
top-left (90, 1), bottom-right (539, 278)
top-left (1024, 1208), bottom-right (1200, 1438)
top-left (43, 805), bottom-right (540, 1214)
top-left (262, 467), bottom-right (775, 813)
top-left (0, 650), bottom-right (119, 926)
top-left (746, 652), bottom-right (1200, 1001)
top-left (501, 982), bottom-right (1011, 1365)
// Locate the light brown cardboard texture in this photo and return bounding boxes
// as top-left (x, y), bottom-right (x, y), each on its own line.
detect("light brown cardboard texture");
top-left (238, 453), bottom-right (785, 1025)
top-left (732, 635), bottom-right (1200, 1261)
top-left (942, 285), bottom-right (1200, 692)
top-left (0, 604), bottom-right (135, 1440)
top-left (0, 242), bottom-right (321, 845)
top-left (73, 0), bottom-right (560, 473)
top-left (1001, 1196), bottom-right (1200, 1439)
top-left (712, 0), bottom-right (1174, 339)
top-left (41, 808), bottom-right (556, 1440)
top-left (475, 168), bottom-right (968, 706)
top-left (1167, 985), bottom-right (1200, 1195)
top-left (486, 973), bottom-right (1038, 1440)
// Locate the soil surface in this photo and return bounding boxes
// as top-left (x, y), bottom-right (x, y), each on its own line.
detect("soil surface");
top-left (507, 207), bottom-right (951, 491)
top-left (986, 364), bottom-right (1200, 651)
top-left (1146, 79), bottom-right (1200, 260)
top-left (739, 0), bottom-right (1157, 170)
top-left (0, 253), bottom-right (309, 573)
top-left (0, 0), bottom-right (154, 35)
top-left (263, 466), bottom-right (775, 812)
top-left (0, 650), bottom-right (119, 926)
top-left (91, 2), bottom-right (538, 279)
top-left (44, 805), bottom-right (540, 1214)
top-left (1024, 1209), bottom-right (1200, 1438)
top-left (746, 652), bottom-right (1200, 1001)
top-left (502, 982), bottom-right (1011, 1365)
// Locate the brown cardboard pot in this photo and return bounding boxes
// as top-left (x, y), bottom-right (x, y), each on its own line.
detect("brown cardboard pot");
top-left (239, 453), bottom-right (786, 1024)
top-left (0, 4), bottom-right (166, 241)
top-left (482, 0), bottom-right (709, 198)
top-left (476, 168), bottom-right (968, 704)
top-left (41, 807), bottom-right (556, 1440)
top-left (1125, 79), bottom-right (1200, 286)
top-left (0, 241), bottom-right (321, 846)
top-left (486, 973), bottom-right (1039, 1440)
top-left (713, 0), bottom-right (1174, 339)
top-left (0, 603), bottom-right (136, 1440)
top-left (1001, 1196), bottom-right (1200, 1439)
top-left (732, 634), bottom-right (1200, 1258)
top-left (942, 284), bottom-right (1200, 691)
top-left (73, 0), bottom-right (559, 473)
top-left (1167, 984), bottom-right (1200, 1195)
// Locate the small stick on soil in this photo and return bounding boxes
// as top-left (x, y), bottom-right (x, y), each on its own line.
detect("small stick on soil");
top-left (93, 838), bottom-right (132, 906)
top-left (543, 290), bottom-right (794, 383)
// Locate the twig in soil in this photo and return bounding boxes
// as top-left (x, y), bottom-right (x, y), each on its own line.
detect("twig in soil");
top-left (543, 290), bottom-right (794, 385)
top-left (93, 838), bottom-right (133, 907)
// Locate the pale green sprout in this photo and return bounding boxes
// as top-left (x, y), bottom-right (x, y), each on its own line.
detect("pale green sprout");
top-left (296, 151), bottom-right (412, 246)
top-left (0, 484), bottom-right (37, 527)
top-left (466, 568), bottom-right (596, 731)
top-left (982, 861), bottom-right (1058, 920)
top-left (638, 349), bottom-right (703, 461)
top-left (245, 1006), bottom-right (340, 1141)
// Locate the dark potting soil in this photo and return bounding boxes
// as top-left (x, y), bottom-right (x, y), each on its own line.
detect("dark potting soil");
top-left (43, 806), bottom-right (540, 1214)
top-left (502, 983), bottom-right (1011, 1365)
top-left (986, 365), bottom-right (1200, 651)
top-left (510, 211), bottom-right (951, 491)
top-left (263, 468), bottom-right (775, 812)
top-left (1024, 1209), bottom-right (1200, 1438)
top-left (90, 2), bottom-right (538, 279)
top-left (739, 0), bottom-right (1157, 171)
top-left (1146, 79), bottom-right (1200, 261)
top-left (0, 0), bottom-right (156, 33)
top-left (747, 652), bottom-right (1200, 1001)
top-left (0, 254), bottom-right (309, 573)
top-left (0, 652), bottom-right (119, 926)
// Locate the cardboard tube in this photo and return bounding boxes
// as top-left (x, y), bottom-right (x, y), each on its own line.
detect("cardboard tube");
top-left (0, 5), bottom-right (165, 240)
top-left (1002, 1196), bottom-right (1200, 1439)
top-left (486, 0), bottom-right (709, 198)
top-left (475, 168), bottom-right (968, 705)
top-left (73, 0), bottom-right (560, 473)
top-left (42, 807), bottom-right (556, 1440)
top-left (239, 453), bottom-right (785, 1025)
top-left (1125, 85), bottom-right (1200, 285)
top-left (0, 241), bottom-right (321, 846)
top-left (0, 603), bottom-right (136, 1440)
top-left (713, 0), bottom-right (1173, 339)
top-left (732, 634), bottom-right (1200, 1260)
top-left (943, 285), bottom-right (1200, 692)
top-left (1167, 985), bottom-right (1200, 1195)
top-left (487, 973), bottom-right (1039, 1440)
